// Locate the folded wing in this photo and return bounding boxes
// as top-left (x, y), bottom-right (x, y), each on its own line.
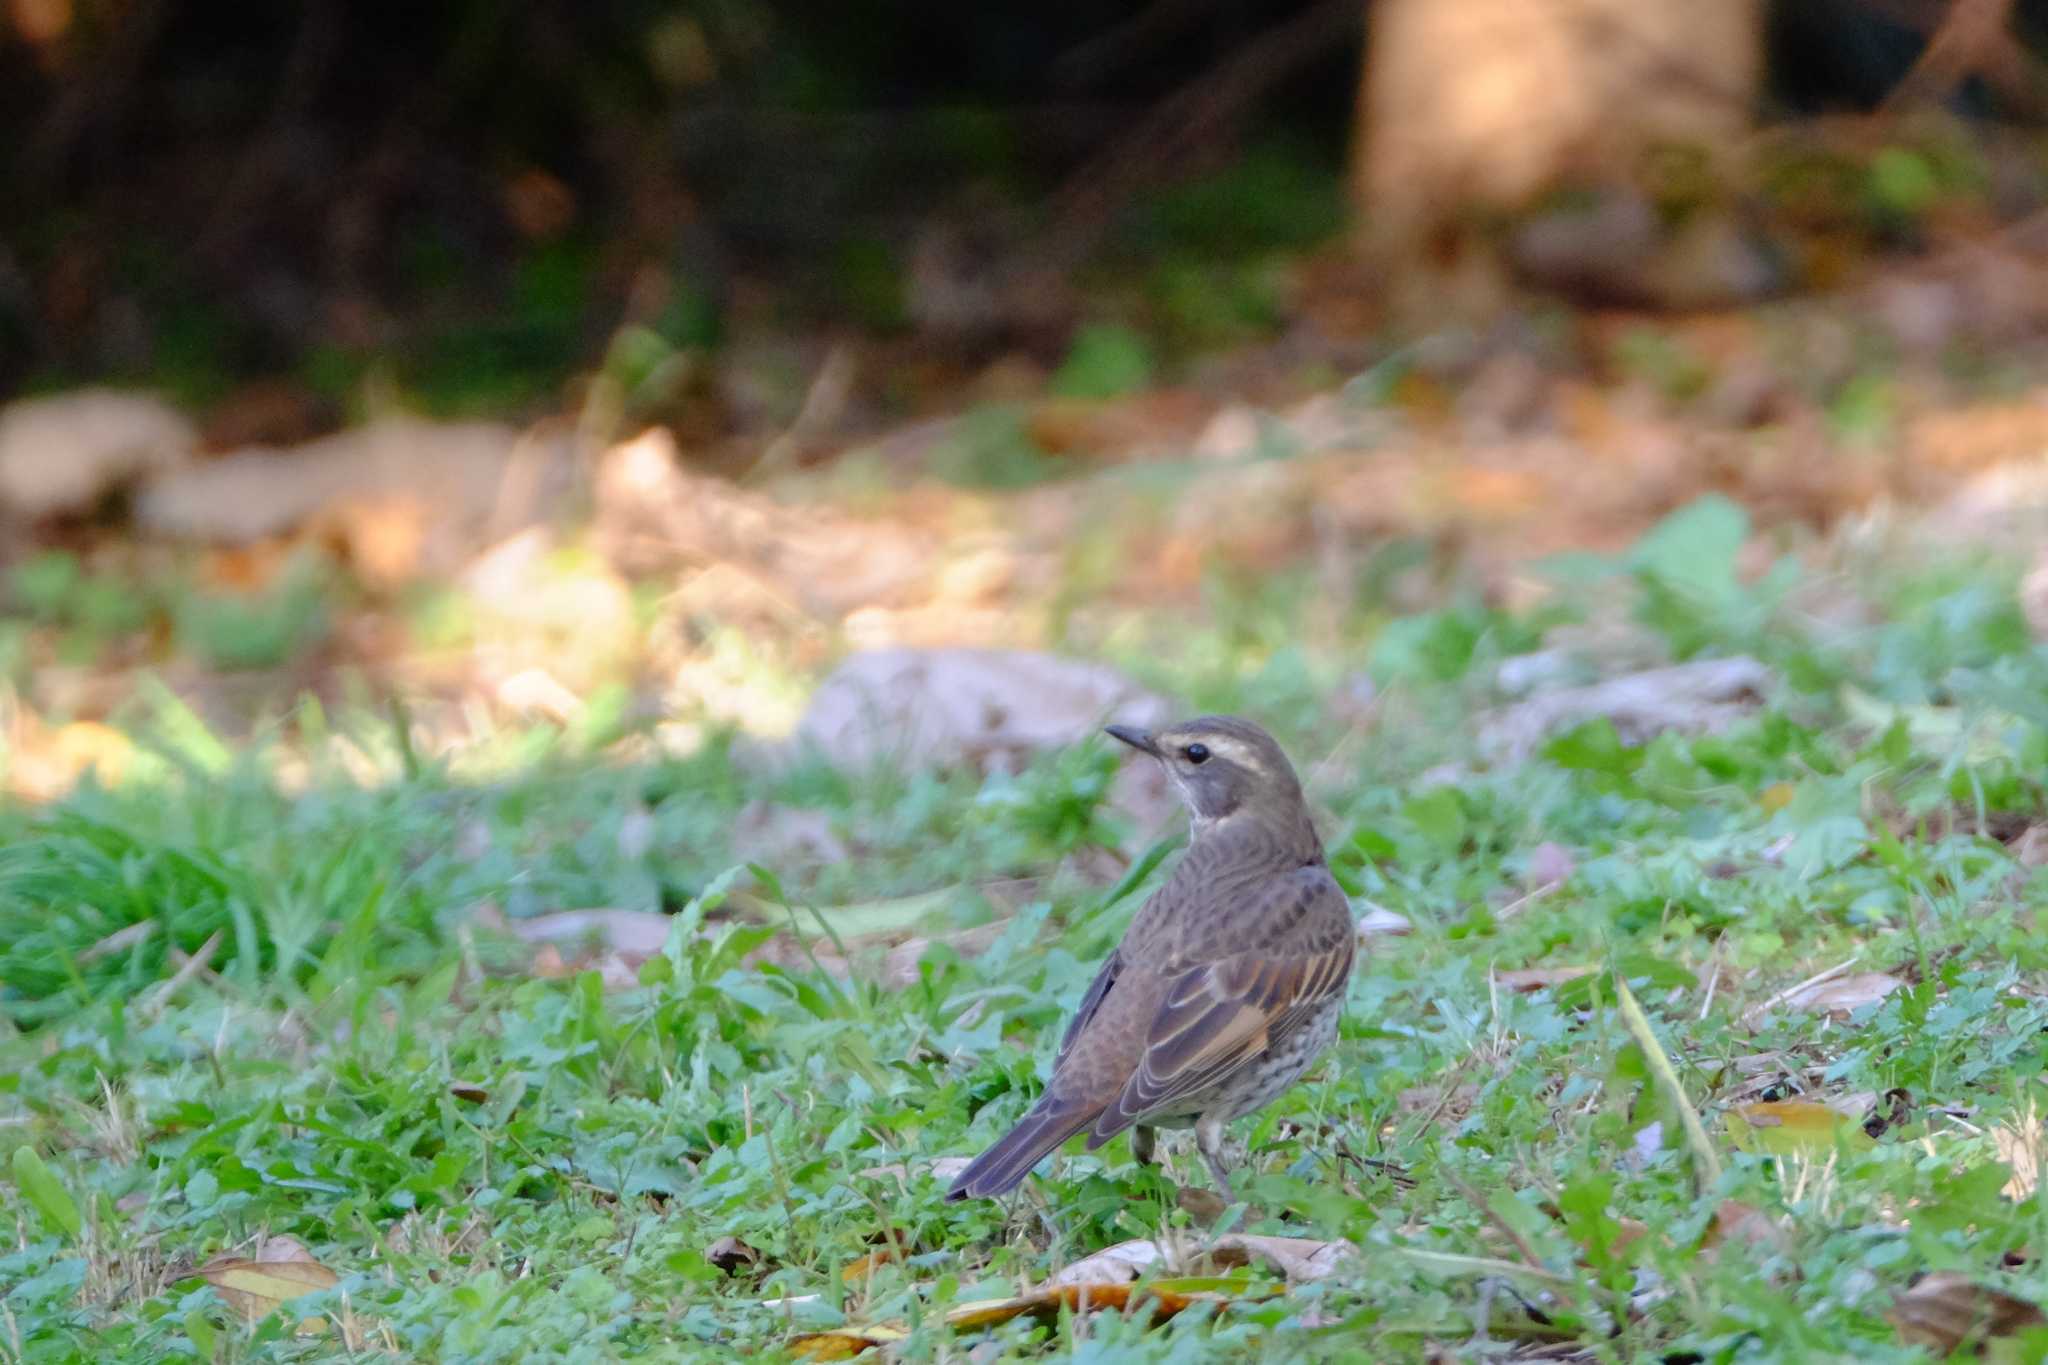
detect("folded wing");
top-left (1085, 867), bottom-right (1354, 1146)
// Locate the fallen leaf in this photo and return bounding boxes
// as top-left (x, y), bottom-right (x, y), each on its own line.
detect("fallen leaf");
top-left (1046, 1239), bottom-right (1162, 1286)
top-left (1700, 1200), bottom-right (1787, 1255)
top-left (500, 907), bottom-right (673, 957)
top-left (1524, 841), bottom-right (1576, 888)
top-left (789, 1279), bottom-right (1257, 1360)
top-left (1176, 1186), bottom-right (1229, 1222)
top-left (1994, 1103), bottom-right (2043, 1201)
top-left (196, 1247), bottom-right (339, 1330)
top-left (1725, 1100), bottom-right (1875, 1156)
top-left (1204, 1234), bottom-right (1359, 1283)
top-left (707, 1235), bottom-right (762, 1276)
top-left (943, 1278), bottom-right (1261, 1331)
top-left (492, 907), bottom-right (673, 988)
top-left (840, 1242), bottom-right (912, 1285)
top-left (1889, 1271), bottom-right (2046, 1353)
top-left (1783, 971), bottom-right (1903, 1018)
top-left (787, 1325), bottom-right (911, 1361)
top-left (793, 1231), bottom-right (1341, 1358)
top-left (1356, 905), bottom-right (1412, 938)
top-left (1495, 965), bottom-right (1596, 992)
top-left (2008, 824), bottom-right (2048, 868)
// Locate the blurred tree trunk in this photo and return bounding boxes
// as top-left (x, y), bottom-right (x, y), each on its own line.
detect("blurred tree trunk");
top-left (1352, 0), bottom-right (1765, 319)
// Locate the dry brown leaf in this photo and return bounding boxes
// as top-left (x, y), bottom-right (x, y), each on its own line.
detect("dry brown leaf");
top-left (782, 1237), bottom-right (1324, 1359)
top-left (1495, 965), bottom-right (1596, 992)
top-left (2007, 823), bottom-right (2048, 868)
top-left (1783, 971), bottom-right (1904, 1018)
top-left (1889, 1271), bottom-right (2046, 1353)
top-left (1701, 1200), bottom-right (1788, 1255)
top-left (1204, 1233), bottom-right (1359, 1283)
top-left (788, 1279), bottom-right (1252, 1360)
top-left (196, 1245), bottom-right (339, 1330)
top-left (839, 1241), bottom-right (915, 1285)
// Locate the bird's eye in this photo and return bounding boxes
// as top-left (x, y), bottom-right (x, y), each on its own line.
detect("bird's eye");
top-left (1184, 743), bottom-right (1210, 764)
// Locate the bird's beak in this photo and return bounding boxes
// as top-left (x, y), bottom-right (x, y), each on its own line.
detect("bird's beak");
top-left (1104, 724), bottom-right (1161, 757)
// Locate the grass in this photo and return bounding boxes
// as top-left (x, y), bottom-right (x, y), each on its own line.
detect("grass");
top-left (7, 500), bottom-right (2048, 1361)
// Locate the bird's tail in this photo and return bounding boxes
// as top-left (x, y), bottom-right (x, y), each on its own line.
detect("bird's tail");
top-left (944, 1097), bottom-right (1095, 1202)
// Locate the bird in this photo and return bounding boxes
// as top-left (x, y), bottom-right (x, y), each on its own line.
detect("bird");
top-left (945, 715), bottom-right (1356, 1204)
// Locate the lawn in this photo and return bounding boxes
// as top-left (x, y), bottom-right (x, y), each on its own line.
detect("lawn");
top-left (6, 496), bottom-right (2048, 1362)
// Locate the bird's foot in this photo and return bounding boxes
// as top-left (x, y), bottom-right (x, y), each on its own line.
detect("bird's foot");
top-left (1196, 1115), bottom-right (1237, 1205)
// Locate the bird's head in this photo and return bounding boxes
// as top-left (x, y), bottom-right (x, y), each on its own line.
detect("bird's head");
top-left (1104, 714), bottom-right (1312, 839)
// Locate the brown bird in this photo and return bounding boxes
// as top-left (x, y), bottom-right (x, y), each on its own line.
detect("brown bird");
top-left (946, 715), bottom-right (1355, 1204)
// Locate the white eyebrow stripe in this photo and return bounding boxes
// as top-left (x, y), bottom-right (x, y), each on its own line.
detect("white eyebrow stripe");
top-left (1173, 735), bottom-right (1265, 771)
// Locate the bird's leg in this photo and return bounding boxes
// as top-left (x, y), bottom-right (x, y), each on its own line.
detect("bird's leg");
top-left (1195, 1115), bottom-right (1235, 1203)
top-left (1132, 1125), bottom-right (1156, 1167)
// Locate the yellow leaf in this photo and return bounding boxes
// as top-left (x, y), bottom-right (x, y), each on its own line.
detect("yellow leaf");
top-left (1725, 1100), bottom-right (1873, 1156)
top-left (787, 1325), bottom-right (910, 1360)
top-left (197, 1254), bottom-right (339, 1330)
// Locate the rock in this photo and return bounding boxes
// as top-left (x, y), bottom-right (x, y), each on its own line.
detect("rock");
top-left (135, 417), bottom-right (532, 552)
top-left (0, 389), bottom-right (196, 518)
top-left (768, 647), bottom-right (1172, 775)
top-left (1477, 656), bottom-right (1773, 764)
top-left (731, 801), bottom-right (850, 870)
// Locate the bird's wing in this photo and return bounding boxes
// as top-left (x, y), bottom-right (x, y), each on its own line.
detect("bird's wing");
top-left (1056, 948), bottom-right (1122, 1070)
top-left (1086, 867), bottom-right (1354, 1144)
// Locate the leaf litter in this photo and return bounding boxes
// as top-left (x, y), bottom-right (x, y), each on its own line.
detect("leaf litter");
top-left (788, 1232), bottom-right (1351, 1359)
